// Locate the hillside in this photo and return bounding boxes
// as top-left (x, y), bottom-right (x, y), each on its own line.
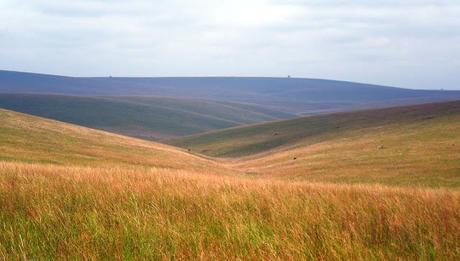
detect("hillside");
top-left (0, 94), bottom-right (292, 139)
top-left (0, 109), bottom-right (459, 259)
top-left (170, 100), bottom-right (460, 188)
top-left (0, 108), bottom-right (229, 173)
top-left (2, 70), bottom-right (460, 114)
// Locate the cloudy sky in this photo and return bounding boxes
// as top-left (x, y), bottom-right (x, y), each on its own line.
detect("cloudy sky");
top-left (0, 0), bottom-right (459, 89)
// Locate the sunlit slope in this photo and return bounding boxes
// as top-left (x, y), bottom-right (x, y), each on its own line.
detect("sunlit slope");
top-left (171, 101), bottom-right (460, 188)
top-left (234, 112), bottom-right (460, 188)
top-left (0, 94), bottom-right (292, 140)
top-left (170, 101), bottom-right (460, 157)
top-left (0, 108), bottom-right (228, 173)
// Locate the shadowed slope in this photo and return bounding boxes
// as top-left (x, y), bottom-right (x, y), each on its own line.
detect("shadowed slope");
top-left (0, 94), bottom-right (292, 140)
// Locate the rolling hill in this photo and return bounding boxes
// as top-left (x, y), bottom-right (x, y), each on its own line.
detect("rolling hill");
top-left (170, 100), bottom-right (460, 188)
top-left (1, 108), bottom-right (459, 259)
top-left (0, 108), bottom-right (229, 172)
top-left (0, 94), bottom-right (292, 139)
top-left (2, 70), bottom-right (459, 140)
top-left (2, 70), bottom-right (460, 114)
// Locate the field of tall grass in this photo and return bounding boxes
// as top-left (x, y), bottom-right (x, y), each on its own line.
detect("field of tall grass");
top-left (1, 107), bottom-right (460, 259)
top-left (1, 162), bottom-right (459, 260)
top-left (172, 101), bottom-right (460, 188)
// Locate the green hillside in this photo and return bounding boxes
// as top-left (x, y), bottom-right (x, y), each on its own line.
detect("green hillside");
top-left (170, 100), bottom-right (460, 157)
top-left (0, 94), bottom-right (292, 140)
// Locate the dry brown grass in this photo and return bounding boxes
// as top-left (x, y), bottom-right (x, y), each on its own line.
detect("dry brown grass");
top-left (1, 108), bottom-right (460, 259)
top-left (227, 115), bottom-right (460, 188)
top-left (1, 162), bottom-right (459, 260)
top-left (0, 108), bottom-right (233, 175)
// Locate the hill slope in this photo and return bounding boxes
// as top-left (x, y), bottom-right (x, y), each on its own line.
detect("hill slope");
top-left (171, 100), bottom-right (460, 156)
top-left (2, 70), bottom-right (460, 114)
top-left (0, 108), bottom-right (230, 173)
top-left (170, 100), bottom-right (460, 188)
top-left (0, 94), bottom-right (292, 139)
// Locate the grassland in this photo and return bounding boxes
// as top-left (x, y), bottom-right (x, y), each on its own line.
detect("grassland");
top-left (230, 114), bottom-right (460, 188)
top-left (1, 107), bottom-right (460, 259)
top-left (170, 100), bottom-right (460, 157)
top-left (0, 94), bottom-right (292, 140)
top-left (171, 101), bottom-right (460, 188)
top-left (0, 108), bottom-right (229, 173)
top-left (1, 162), bottom-right (458, 259)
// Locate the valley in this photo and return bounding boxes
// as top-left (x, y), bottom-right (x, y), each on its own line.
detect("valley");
top-left (1, 71), bottom-right (459, 259)
top-left (1, 101), bottom-right (459, 259)
top-left (0, 94), bottom-right (291, 140)
top-left (2, 0), bottom-right (458, 258)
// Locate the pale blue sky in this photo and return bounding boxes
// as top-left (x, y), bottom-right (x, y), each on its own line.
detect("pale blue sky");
top-left (0, 0), bottom-right (459, 89)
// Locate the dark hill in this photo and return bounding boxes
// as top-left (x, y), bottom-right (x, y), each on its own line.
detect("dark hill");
top-left (2, 70), bottom-right (459, 114)
top-left (0, 94), bottom-right (292, 139)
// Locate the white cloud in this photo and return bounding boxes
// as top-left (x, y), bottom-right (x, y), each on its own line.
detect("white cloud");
top-left (0, 0), bottom-right (459, 89)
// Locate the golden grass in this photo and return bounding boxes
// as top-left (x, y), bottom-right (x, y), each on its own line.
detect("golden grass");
top-left (1, 108), bottom-right (460, 259)
top-left (0, 108), bottom-right (233, 175)
top-left (227, 115), bottom-right (460, 188)
top-left (1, 162), bottom-right (460, 260)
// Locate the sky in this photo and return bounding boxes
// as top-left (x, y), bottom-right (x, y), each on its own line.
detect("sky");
top-left (0, 0), bottom-right (459, 90)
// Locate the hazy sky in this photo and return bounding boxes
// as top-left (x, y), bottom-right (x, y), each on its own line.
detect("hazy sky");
top-left (1, 0), bottom-right (459, 89)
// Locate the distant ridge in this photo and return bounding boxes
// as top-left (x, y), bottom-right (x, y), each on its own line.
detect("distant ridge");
top-left (2, 70), bottom-right (459, 114)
